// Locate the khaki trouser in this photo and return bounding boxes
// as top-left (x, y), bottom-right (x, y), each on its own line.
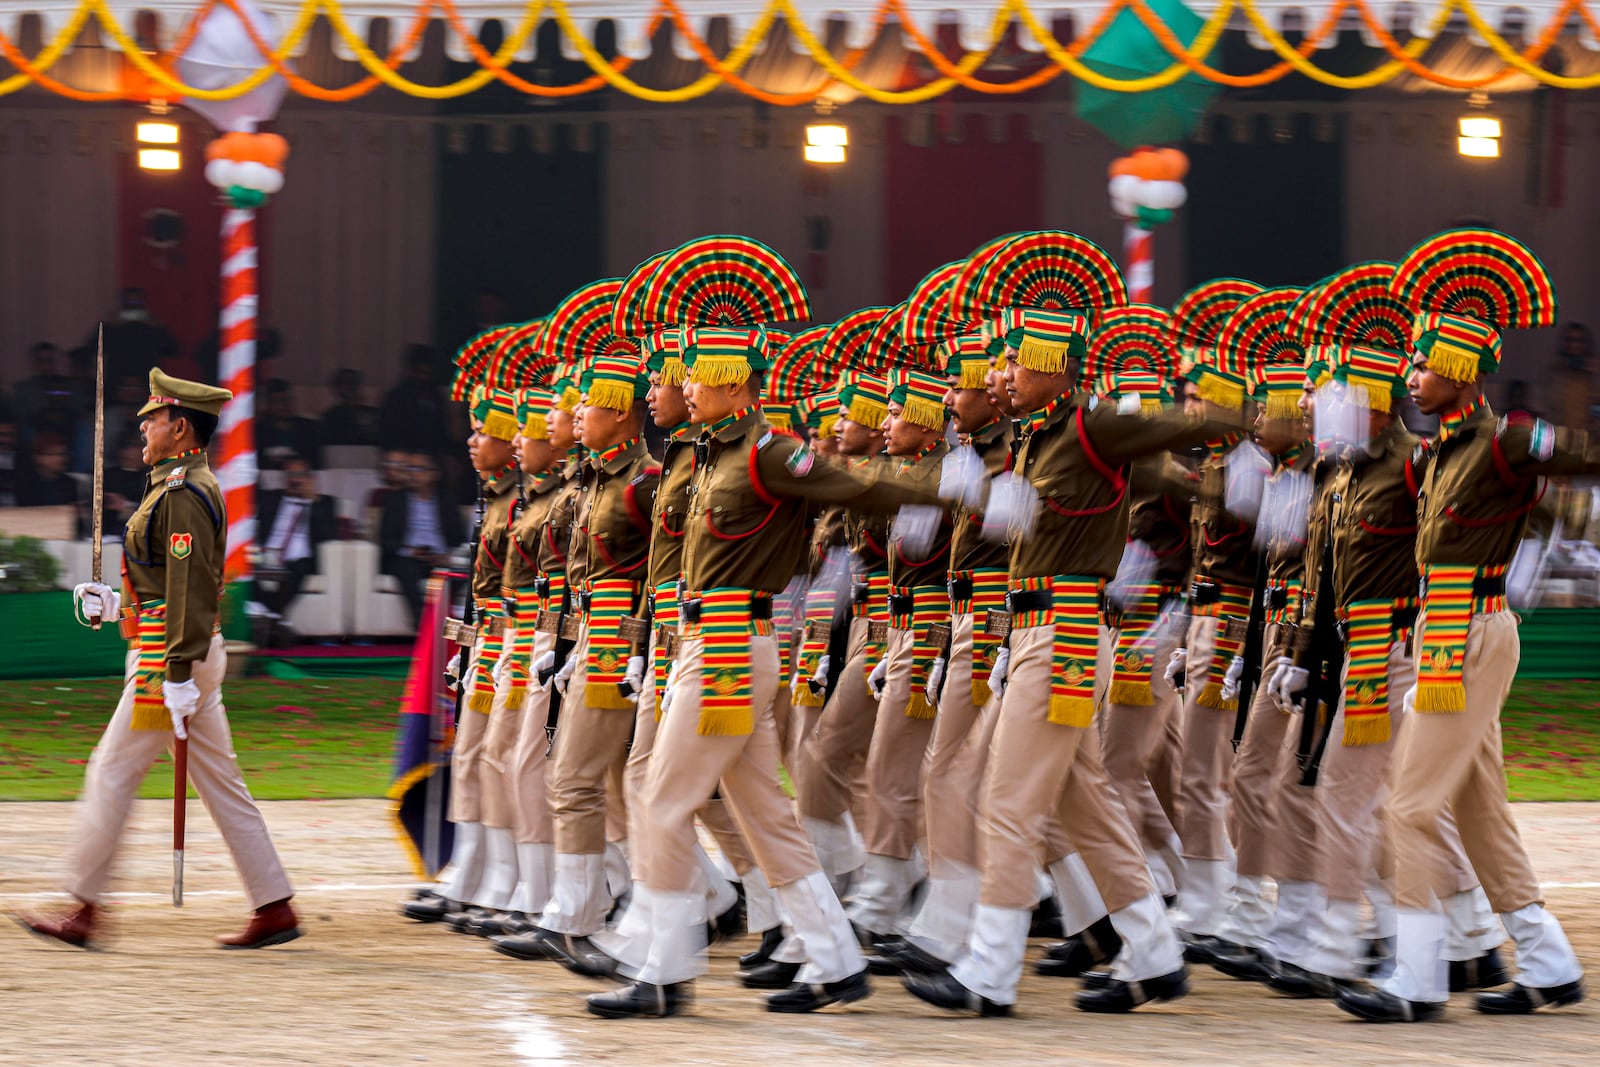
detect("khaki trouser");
top-left (479, 648), bottom-right (523, 831)
top-left (977, 623), bottom-right (1151, 913)
top-left (66, 634), bottom-right (293, 910)
top-left (1390, 611), bottom-right (1541, 912)
top-left (1232, 625), bottom-right (1291, 878)
top-left (547, 622), bottom-right (638, 855)
top-left (923, 614), bottom-right (988, 878)
top-left (862, 625), bottom-right (936, 859)
top-left (448, 634), bottom-right (489, 824)
top-left (642, 633), bottom-right (818, 892)
top-left (1148, 681), bottom-right (1185, 832)
top-left (624, 632), bottom-right (756, 883)
top-left (1100, 618), bottom-right (1183, 856)
top-left (508, 630), bottom-right (557, 845)
top-left (797, 616), bottom-right (877, 825)
top-left (1178, 614), bottom-right (1233, 862)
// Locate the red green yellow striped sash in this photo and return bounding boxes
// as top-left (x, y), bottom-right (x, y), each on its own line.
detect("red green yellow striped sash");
top-left (1197, 584), bottom-right (1253, 711)
top-left (859, 572), bottom-right (890, 695)
top-left (1339, 598), bottom-right (1412, 745)
top-left (683, 587), bottom-right (770, 736)
top-left (959, 569), bottom-right (1009, 706)
top-left (851, 570), bottom-right (889, 620)
top-left (1264, 578), bottom-right (1303, 626)
top-left (1416, 564), bottom-right (1505, 713)
top-left (583, 579), bottom-right (641, 710)
top-left (892, 584), bottom-right (949, 720)
top-left (1011, 575), bottom-right (1104, 728)
top-left (131, 604), bottom-right (169, 731)
top-left (1108, 582), bottom-right (1180, 707)
top-left (652, 580), bottom-right (680, 720)
top-left (792, 582), bottom-right (838, 709)
top-left (539, 570), bottom-right (567, 615)
top-left (503, 587), bottom-right (540, 712)
top-left (773, 582), bottom-right (802, 690)
top-left (468, 604), bottom-right (505, 714)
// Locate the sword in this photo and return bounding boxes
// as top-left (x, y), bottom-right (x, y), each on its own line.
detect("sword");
top-left (90, 324), bottom-right (105, 628)
top-left (174, 736), bottom-right (188, 907)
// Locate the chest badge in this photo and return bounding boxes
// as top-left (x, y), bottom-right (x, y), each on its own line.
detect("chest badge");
top-left (170, 532), bottom-right (193, 559)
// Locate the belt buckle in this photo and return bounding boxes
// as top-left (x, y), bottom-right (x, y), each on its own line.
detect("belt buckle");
top-left (804, 619), bottom-right (833, 643)
top-left (534, 611), bottom-right (562, 636)
top-left (866, 620), bottom-right (889, 643)
top-left (984, 610), bottom-right (1012, 639)
top-left (618, 616), bottom-right (650, 645)
top-left (559, 616), bottom-right (584, 641)
top-left (1221, 617), bottom-right (1250, 642)
top-left (928, 623), bottom-right (952, 649)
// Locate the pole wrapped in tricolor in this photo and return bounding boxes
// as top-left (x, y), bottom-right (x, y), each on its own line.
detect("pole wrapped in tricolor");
top-left (1124, 223), bottom-right (1154, 304)
top-left (214, 208), bottom-right (258, 584)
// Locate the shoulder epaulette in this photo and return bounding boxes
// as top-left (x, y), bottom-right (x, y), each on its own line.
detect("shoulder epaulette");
top-left (756, 430), bottom-right (775, 451)
top-left (165, 466), bottom-right (188, 490)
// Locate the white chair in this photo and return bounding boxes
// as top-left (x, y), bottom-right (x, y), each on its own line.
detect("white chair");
top-left (283, 542), bottom-right (349, 638)
top-left (347, 539), bottom-right (416, 638)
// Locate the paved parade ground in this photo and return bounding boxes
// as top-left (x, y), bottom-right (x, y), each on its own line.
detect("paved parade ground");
top-left (2, 799), bottom-right (1597, 1066)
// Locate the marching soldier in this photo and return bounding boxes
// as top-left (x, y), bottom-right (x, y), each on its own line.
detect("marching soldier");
top-left (20, 369), bottom-right (299, 949)
top-left (586, 322), bottom-right (939, 1019)
top-left (1337, 229), bottom-right (1589, 1021)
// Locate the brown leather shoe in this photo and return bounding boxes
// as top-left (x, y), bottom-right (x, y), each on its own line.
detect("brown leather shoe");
top-left (217, 900), bottom-right (302, 949)
top-left (13, 902), bottom-right (99, 949)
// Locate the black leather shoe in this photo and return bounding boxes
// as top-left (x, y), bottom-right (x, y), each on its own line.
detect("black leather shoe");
top-left (490, 928), bottom-right (567, 962)
top-left (447, 905), bottom-right (492, 933)
top-left (1181, 934), bottom-right (1239, 966)
top-left (413, 887), bottom-right (443, 902)
top-left (708, 888), bottom-right (745, 945)
top-left (902, 970), bottom-right (1012, 1017)
top-left (741, 960), bottom-right (802, 989)
top-left (464, 910), bottom-right (526, 938)
top-left (1211, 945), bottom-right (1276, 982)
top-left (1475, 980), bottom-right (1585, 1014)
top-left (401, 896), bottom-right (460, 923)
top-left (586, 981), bottom-right (692, 1019)
top-left (531, 930), bottom-right (619, 978)
top-left (1036, 916), bottom-right (1123, 978)
top-left (1450, 947), bottom-right (1510, 992)
top-left (1079, 969), bottom-right (1113, 992)
top-left (1266, 961), bottom-right (1341, 999)
top-left (879, 937), bottom-right (949, 976)
top-left (767, 969), bottom-right (872, 1013)
top-left (1334, 984), bottom-right (1444, 1022)
top-left (740, 927), bottom-right (784, 970)
top-left (1029, 895), bottom-right (1065, 939)
top-left (1075, 968), bottom-right (1189, 1013)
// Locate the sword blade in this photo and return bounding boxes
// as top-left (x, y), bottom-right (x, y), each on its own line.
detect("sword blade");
top-left (90, 324), bottom-right (105, 622)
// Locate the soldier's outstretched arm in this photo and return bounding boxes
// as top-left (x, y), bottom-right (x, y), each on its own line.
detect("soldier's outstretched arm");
top-left (752, 435), bottom-right (942, 515)
top-left (1083, 405), bottom-right (1244, 466)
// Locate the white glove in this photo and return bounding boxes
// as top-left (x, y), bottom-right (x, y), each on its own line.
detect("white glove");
top-left (1273, 665), bottom-right (1310, 715)
top-left (1400, 684), bottom-right (1415, 717)
top-left (552, 653), bottom-right (578, 696)
top-left (1220, 655), bottom-right (1246, 702)
top-left (988, 646), bottom-right (1011, 698)
top-left (442, 655), bottom-right (463, 691)
top-left (660, 662), bottom-right (680, 718)
top-left (807, 653), bottom-right (831, 694)
top-left (867, 658), bottom-right (888, 700)
top-left (164, 678), bottom-right (201, 740)
top-left (493, 651), bottom-right (515, 688)
top-left (981, 473), bottom-right (1038, 543)
top-left (938, 445), bottom-right (987, 509)
top-left (1163, 648), bottom-right (1187, 687)
top-left (73, 582), bottom-right (120, 624)
top-left (619, 655), bottom-right (646, 698)
top-left (1261, 655), bottom-right (1292, 699)
top-left (531, 650), bottom-right (558, 691)
top-left (924, 656), bottom-right (947, 704)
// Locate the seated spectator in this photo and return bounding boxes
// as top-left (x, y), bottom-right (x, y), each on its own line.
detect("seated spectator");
top-left (258, 378), bottom-right (320, 471)
top-left (16, 431), bottom-right (86, 536)
top-left (102, 430), bottom-right (149, 536)
top-left (0, 414), bottom-right (20, 508)
top-left (97, 288), bottom-right (179, 385)
top-left (319, 368), bottom-right (380, 449)
top-left (379, 451), bottom-right (466, 627)
top-left (255, 454), bottom-right (338, 624)
top-left (378, 345), bottom-right (449, 457)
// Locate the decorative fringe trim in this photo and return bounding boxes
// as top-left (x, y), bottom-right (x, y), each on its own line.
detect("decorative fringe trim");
top-left (696, 704), bottom-right (754, 736)
top-left (816, 413), bottom-right (839, 439)
top-left (557, 387), bottom-right (581, 412)
top-left (958, 361), bottom-right (989, 390)
top-left (467, 691), bottom-right (495, 713)
top-left (1139, 397), bottom-right (1163, 416)
top-left (767, 409), bottom-right (793, 430)
top-left (1343, 713), bottom-right (1392, 746)
top-left (689, 355), bottom-right (753, 388)
top-left (1420, 338), bottom-right (1484, 385)
top-left (1365, 387), bottom-right (1394, 414)
top-left (1196, 375), bottom-right (1244, 411)
top-left (505, 685), bottom-right (526, 712)
top-left (1263, 392), bottom-right (1302, 421)
top-left (1015, 337), bottom-right (1071, 374)
top-left (1109, 679), bottom-right (1155, 707)
top-left (970, 678), bottom-right (992, 707)
top-left (794, 684), bottom-right (826, 707)
top-left (481, 410), bottom-right (519, 442)
top-left (585, 379), bottom-right (637, 413)
top-left (654, 696), bottom-right (664, 722)
top-left (1196, 681), bottom-right (1237, 712)
top-left (1046, 694), bottom-right (1095, 728)
top-left (657, 358), bottom-right (688, 387)
top-left (586, 684), bottom-right (637, 710)
top-left (1414, 682), bottom-right (1466, 713)
top-left (902, 395), bottom-right (948, 430)
top-left (522, 415), bottom-right (547, 440)
top-left (130, 704), bottom-right (170, 731)
top-left (905, 692), bottom-right (937, 719)
top-left (848, 397), bottom-right (887, 429)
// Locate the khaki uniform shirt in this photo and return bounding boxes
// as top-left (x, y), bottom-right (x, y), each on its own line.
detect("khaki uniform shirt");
top-left (1188, 443), bottom-right (1259, 589)
top-left (124, 450), bottom-right (226, 683)
top-left (568, 438), bottom-right (657, 589)
top-left (648, 435), bottom-right (695, 591)
top-left (504, 469), bottom-right (565, 591)
top-left (1127, 453), bottom-right (1198, 587)
top-left (888, 441), bottom-right (952, 590)
top-left (1329, 421), bottom-right (1422, 610)
top-left (471, 468), bottom-right (519, 603)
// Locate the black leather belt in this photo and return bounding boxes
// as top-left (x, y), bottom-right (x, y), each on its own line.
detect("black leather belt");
top-left (1005, 588), bottom-right (1052, 615)
top-left (851, 575), bottom-right (886, 606)
top-left (1419, 574), bottom-right (1507, 600)
top-left (888, 593), bottom-right (915, 616)
top-left (1336, 604), bottom-right (1418, 643)
top-left (948, 576), bottom-right (973, 602)
top-left (535, 577), bottom-right (551, 598)
top-left (681, 596), bottom-right (774, 624)
top-left (1264, 586), bottom-right (1289, 610)
top-left (1190, 580), bottom-right (1220, 607)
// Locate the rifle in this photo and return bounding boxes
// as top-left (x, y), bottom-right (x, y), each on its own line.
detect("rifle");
top-left (1231, 552), bottom-right (1271, 751)
top-left (1295, 494), bottom-right (1344, 786)
top-left (447, 484), bottom-right (486, 719)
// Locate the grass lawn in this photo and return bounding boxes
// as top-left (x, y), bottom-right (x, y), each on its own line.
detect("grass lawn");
top-left (1, 676), bottom-right (1599, 803)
